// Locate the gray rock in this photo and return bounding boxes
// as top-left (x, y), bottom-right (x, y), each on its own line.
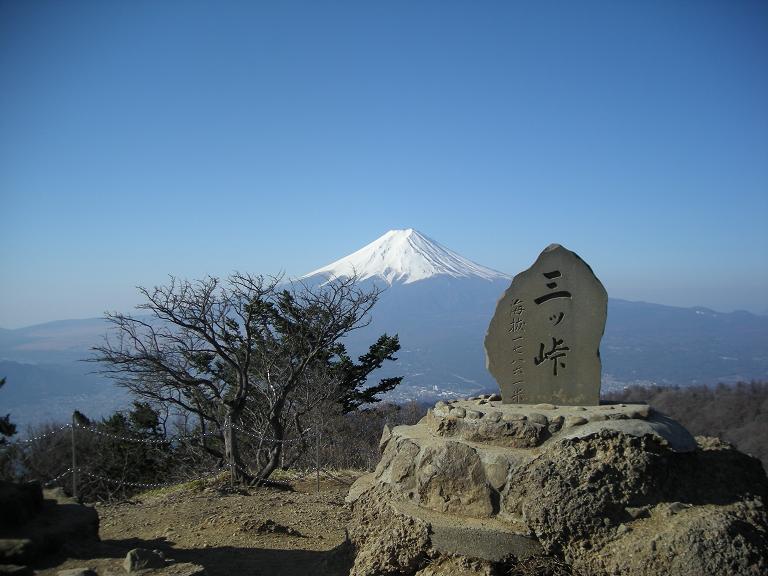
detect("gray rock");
top-left (477, 452), bottom-right (515, 490)
top-left (528, 413), bottom-right (548, 426)
top-left (502, 413), bottom-right (526, 422)
top-left (485, 411), bottom-right (501, 422)
top-left (573, 500), bottom-right (768, 576)
top-left (563, 412), bottom-right (698, 452)
top-left (345, 473), bottom-right (376, 504)
top-left (533, 403), bottom-right (557, 410)
top-left (415, 441), bottom-right (493, 518)
top-left (431, 414), bottom-right (547, 449)
top-left (485, 244), bottom-right (607, 405)
top-left (379, 424), bottom-right (392, 452)
top-left (548, 415), bottom-right (564, 433)
top-left (57, 569), bottom-right (97, 576)
top-left (350, 409), bottom-right (768, 576)
top-left (449, 407), bottom-right (466, 418)
top-left (123, 548), bottom-right (167, 572)
top-left (466, 410), bottom-right (481, 419)
top-left (565, 416), bottom-right (588, 428)
top-left (374, 437), bottom-right (420, 489)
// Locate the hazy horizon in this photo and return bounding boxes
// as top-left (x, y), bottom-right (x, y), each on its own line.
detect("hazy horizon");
top-left (2, 2), bottom-right (766, 327)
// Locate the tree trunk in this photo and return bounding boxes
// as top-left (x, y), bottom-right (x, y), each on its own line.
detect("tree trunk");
top-left (223, 408), bottom-right (240, 486)
top-left (255, 417), bottom-right (284, 483)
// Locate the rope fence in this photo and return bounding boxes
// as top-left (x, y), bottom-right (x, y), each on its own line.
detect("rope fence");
top-left (79, 467), bottom-right (229, 489)
top-left (9, 424), bottom-right (72, 444)
top-left (2, 422), bottom-right (317, 447)
top-left (2, 417), bottom-right (323, 496)
top-left (38, 466), bottom-right (228, 489)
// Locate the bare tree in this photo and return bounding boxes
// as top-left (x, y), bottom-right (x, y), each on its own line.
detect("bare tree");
top-left (92, 273), bottom-right (400, 483)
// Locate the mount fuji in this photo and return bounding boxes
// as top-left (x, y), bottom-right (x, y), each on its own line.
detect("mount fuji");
top-left (302, 228), bottom-right (509, 285)
top-left (1, 229), bottom-right (767, 425)
top-left (300, 229), bottom-right (768, 403)
top-left (300, 229), bottom-right (513, 401)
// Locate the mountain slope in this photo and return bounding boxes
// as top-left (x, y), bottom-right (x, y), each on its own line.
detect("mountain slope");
top-left (302, 228), bottom-right (509, 284)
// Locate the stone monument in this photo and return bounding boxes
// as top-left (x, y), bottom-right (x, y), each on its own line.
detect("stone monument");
top-left (344, 243), bottom-right (768, 576)
top-left (485, 244), bottom-right (607, 405)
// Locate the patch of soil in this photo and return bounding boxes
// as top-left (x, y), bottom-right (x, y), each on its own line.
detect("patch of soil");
top-left (30, 472), bottom-right (359, 576)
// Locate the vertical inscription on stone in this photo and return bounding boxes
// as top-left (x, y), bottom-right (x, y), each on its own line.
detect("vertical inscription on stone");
top-left (485, 244), bottom-right (607, 405)
top-left (507, 298), bottom-right (526, 403)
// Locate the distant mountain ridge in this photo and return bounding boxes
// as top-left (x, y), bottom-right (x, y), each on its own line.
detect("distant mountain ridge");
top-left (1, 229), bottom-right (766, 428)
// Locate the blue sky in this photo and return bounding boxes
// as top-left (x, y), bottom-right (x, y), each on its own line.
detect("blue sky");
top-left (1, 0), bottom-right (766, 328)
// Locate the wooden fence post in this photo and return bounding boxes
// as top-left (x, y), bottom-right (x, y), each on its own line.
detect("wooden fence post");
top-left (71, 412), bottom-right (77, 500)
top-left (316, 410), bottom-right (322, 493)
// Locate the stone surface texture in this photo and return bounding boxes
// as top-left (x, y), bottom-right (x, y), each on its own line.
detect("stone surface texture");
top-left (347, 486), bottom-right (431, 576)
top-left (485, 244), bottom-right (607, 405)
top-left (346, 398), bottom-right (768, 576)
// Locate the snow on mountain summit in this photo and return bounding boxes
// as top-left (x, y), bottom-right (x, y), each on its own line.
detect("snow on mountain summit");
top-left (302, 229), bottom-right (510, 284)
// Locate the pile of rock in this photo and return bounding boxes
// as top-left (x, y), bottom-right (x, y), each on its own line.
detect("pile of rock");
top-left (346, 397), bottom-right (768, 575)
top-left (346, 245), bottom-right (768, 575)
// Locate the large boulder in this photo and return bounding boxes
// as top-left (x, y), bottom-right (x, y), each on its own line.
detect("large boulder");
top-left (571, 499), bottom-right (768, 576)
top-left (347, 397), bottom-right (768, 576)
top-left (505, 430), bottom-right (768, 573)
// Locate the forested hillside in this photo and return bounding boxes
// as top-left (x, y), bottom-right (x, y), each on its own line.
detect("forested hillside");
top-left (605, 381), bottom-right (768, 469)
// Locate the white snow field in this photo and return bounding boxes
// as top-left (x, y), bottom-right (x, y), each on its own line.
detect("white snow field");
top-left (302, 228), bottom-right (510, 285)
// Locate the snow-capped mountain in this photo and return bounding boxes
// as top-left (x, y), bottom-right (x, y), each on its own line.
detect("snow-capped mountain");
top-left (302, 229), bottom-right (509, 285)
top-left (300, 229), bottom-right (512, 402)
top-left (298, 229), bottom-right (513, 401)
top-left (2, 230), bottom-right (766, 427)
top-left (300, 231), bottom-right (768, 404)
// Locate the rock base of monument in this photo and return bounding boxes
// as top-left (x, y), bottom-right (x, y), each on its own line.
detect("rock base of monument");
top-left (346, 395), bottom-right (768, 576)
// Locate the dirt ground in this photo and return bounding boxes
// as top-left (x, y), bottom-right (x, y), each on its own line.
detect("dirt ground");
top-left (31, 472), bottom-right (360, 576)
